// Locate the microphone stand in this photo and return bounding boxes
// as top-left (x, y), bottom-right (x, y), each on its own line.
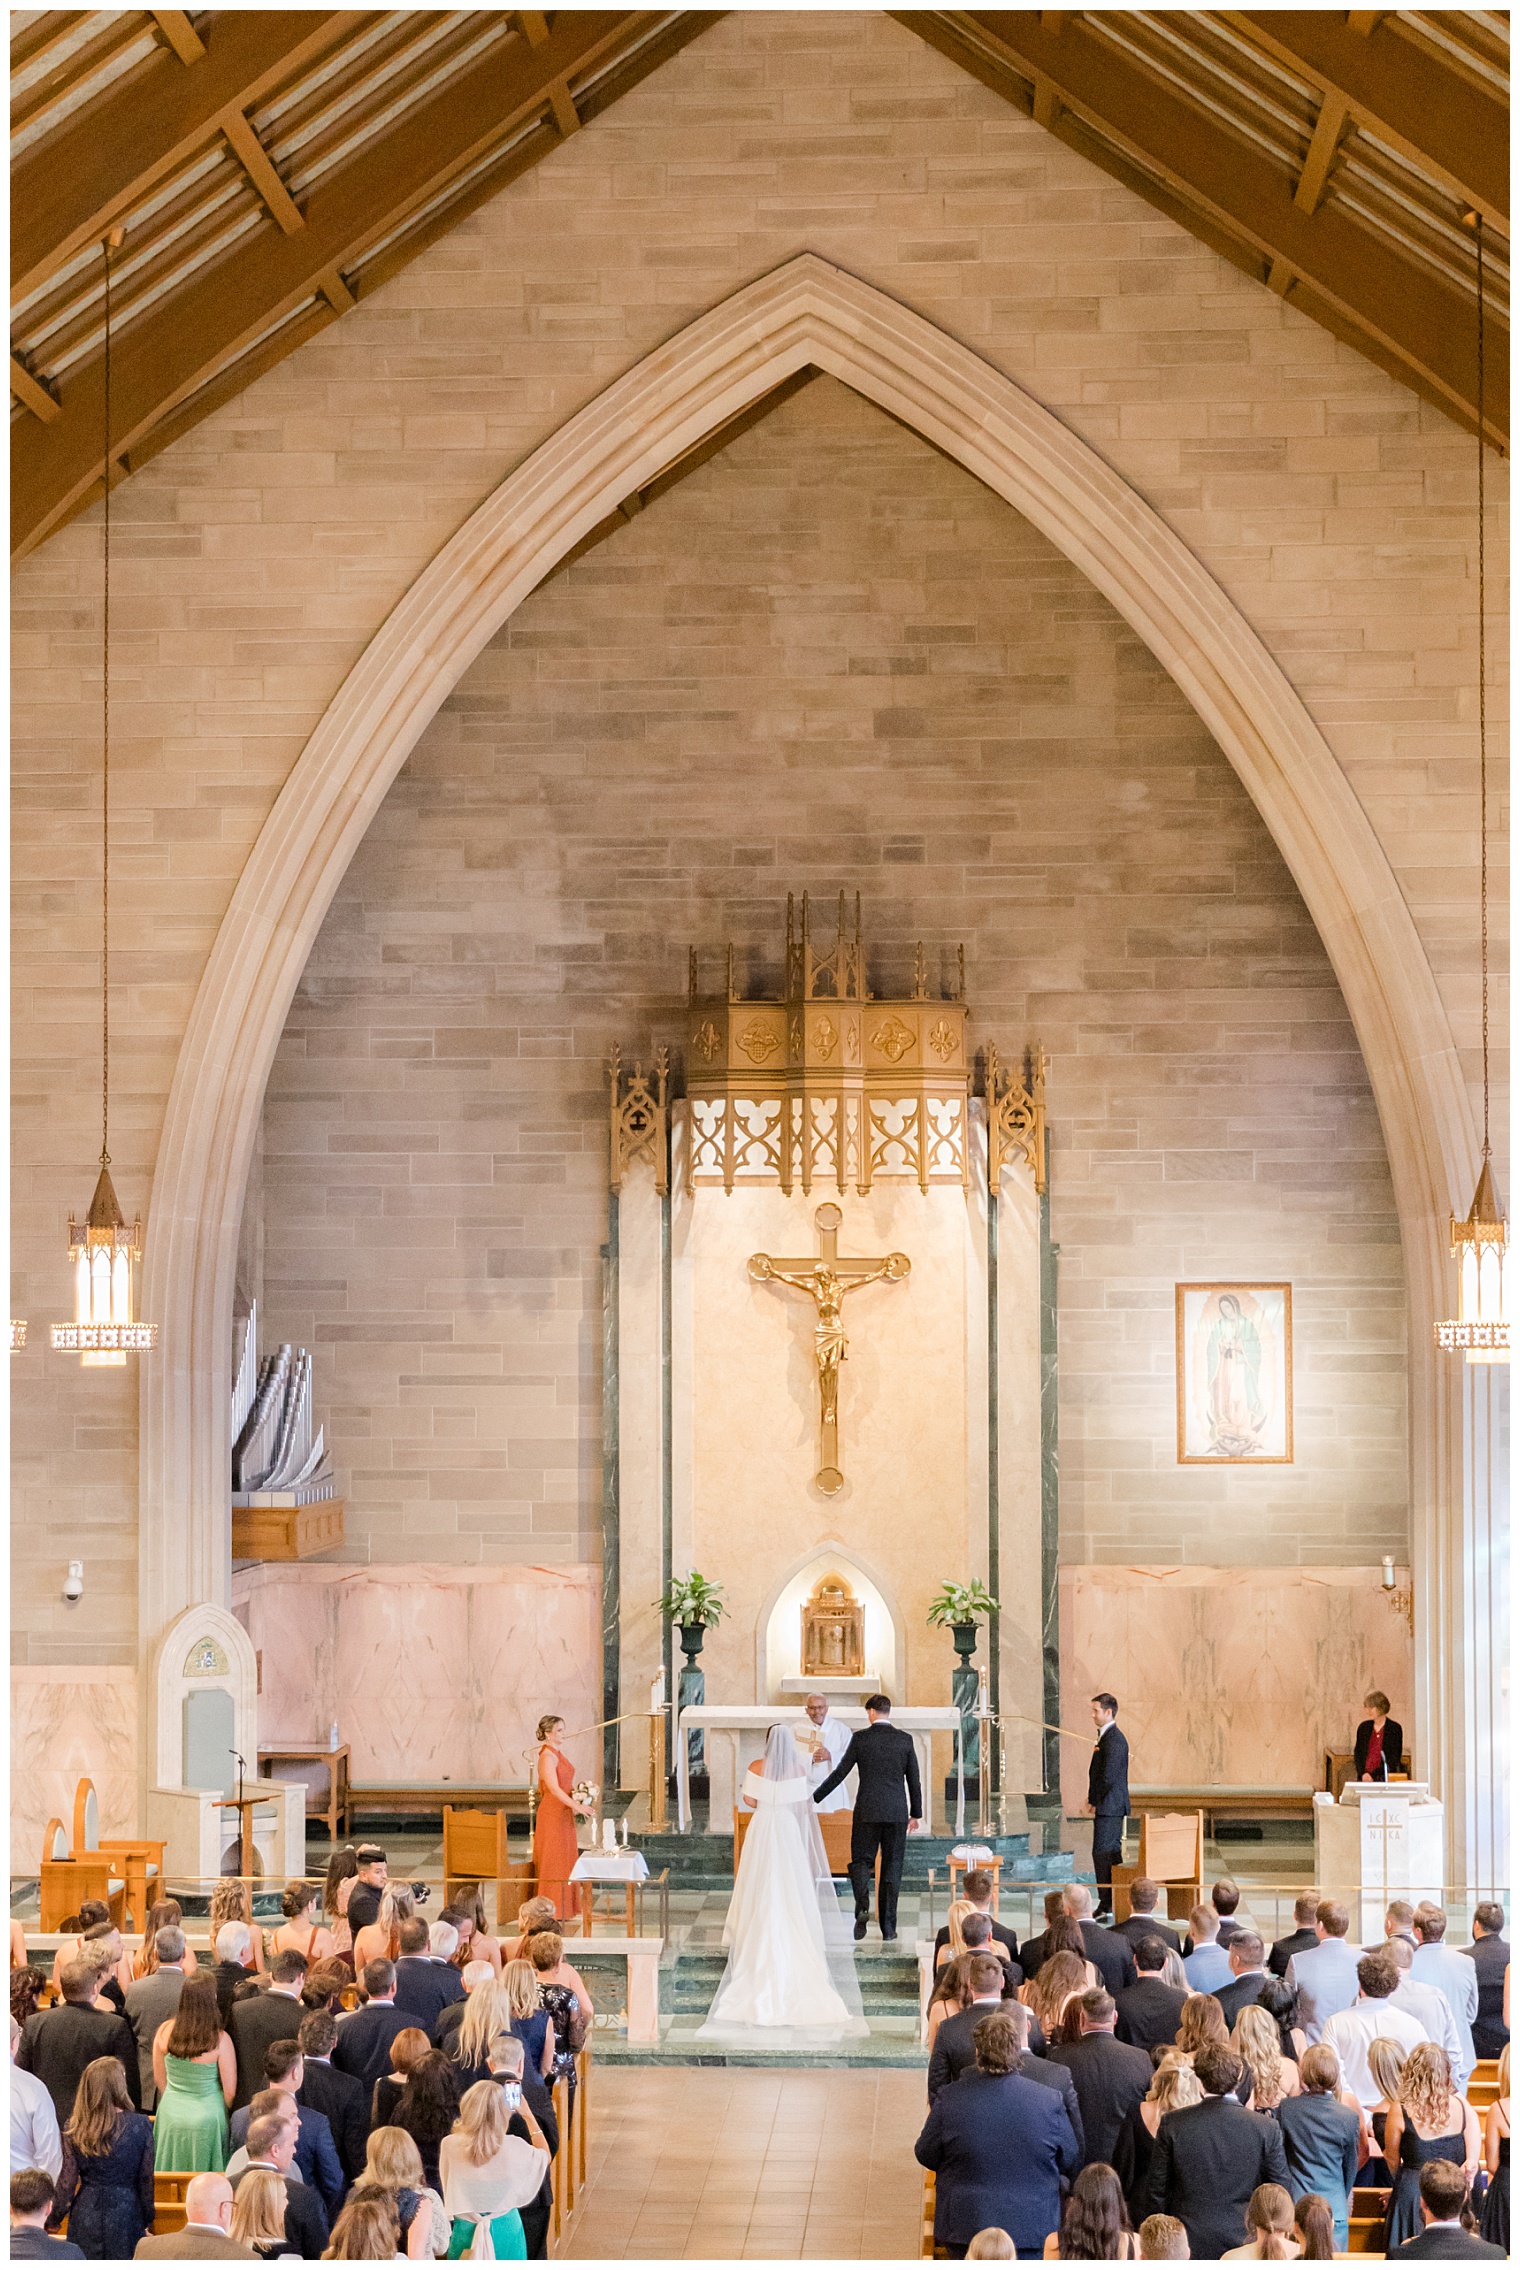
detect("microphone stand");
top-left (230, 1748), bottom-right (248, 1877)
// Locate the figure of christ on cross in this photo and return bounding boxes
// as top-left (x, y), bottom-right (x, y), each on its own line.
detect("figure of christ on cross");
top-left (749, 1202), bottom-right (910, 1494)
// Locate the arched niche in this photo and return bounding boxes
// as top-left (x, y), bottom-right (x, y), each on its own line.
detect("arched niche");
top-left (152, 1602), bottom-right (257, 1791)
top-left (755, 1542), bottom-right (906, 1704)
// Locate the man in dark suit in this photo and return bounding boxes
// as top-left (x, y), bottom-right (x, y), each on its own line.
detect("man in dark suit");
top-left (917, 2008), bottom-right (1082, 2260)
top-left (212, 1924), bottom-right (258, 2031)
top-left (1146, 2044), bottom-right (1290, 2258)
top-left (16, 1960), bottom-right (141, 2123)
top-left (9, 2171), bottom-right (84, 2262)
top-left (927, 1958), bottom-right (1082, 2156)
top-left (1214, 1932), bottom-right (1272, 2030)
top-left (229, 2112), bottom-right (328, 2258)
top-left (1464, 1904), bottom-right (1509, 2058)
top-left (228, 1949), bottom-right (308, 2110)
top-left (1182, 1880), bottom-right (1244, 1957)
top-left (1388, 2160), bottom-right (1506, 2259)
top-left (1114, 1878), bottom-right (1180, 1957)
top-left (1086, 1693), bottom-right (1129, 1922)
top-left (932, 1869), bottom-right (1020, 1971)
top-left (1270, 1893), bottom-right (1320, 1978)
top-left (812, 1693), bottom-right (921, 1943)
top-left (393, 1917), bottom-right (467, 2033)
top-left (295, 2010), bottom-right (369, 2188)
top-left (230, 2056), bottom-right (344, 2222)
top-left (331, 1960), bottom-right (411, 2095)
top-left (1062, 1885), bottom-right (1137, 1994)
top-left (343, 1847), bottom-right (389, 1937)
top-left (1044, 1988), bottom-right (1152, 2170)
top-left (1115, 1936), bottom-right (1188, 2057)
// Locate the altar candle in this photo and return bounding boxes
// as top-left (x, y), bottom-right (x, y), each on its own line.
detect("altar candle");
top-left (976, 1661), bottom-right (989, 1714)
top-left (620, 1815), bottom-right (629, 1847)
top-left (651, 1665), bottom-right (665, 1712)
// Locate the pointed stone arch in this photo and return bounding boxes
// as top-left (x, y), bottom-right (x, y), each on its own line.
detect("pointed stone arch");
top-left (753, 1538), bottom-right (909, 1704)
top-left (138, 251), bottom-right (1475, 1858)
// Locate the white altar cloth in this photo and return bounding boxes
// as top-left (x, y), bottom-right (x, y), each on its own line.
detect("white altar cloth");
top-left (568, 1851), bottom-right (650, 1883)
top-left (676, 1703), bottom-right (962, 1833)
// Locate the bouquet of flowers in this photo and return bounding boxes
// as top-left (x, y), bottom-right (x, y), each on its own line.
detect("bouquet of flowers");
top-left (571, 1778), bottom-right (600, 1814)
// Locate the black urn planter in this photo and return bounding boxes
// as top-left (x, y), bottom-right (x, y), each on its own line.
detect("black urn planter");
top-left (950, 1618), bottom-right (979, 1664)
top-left (678, 1621), bottom-right (708, 1667)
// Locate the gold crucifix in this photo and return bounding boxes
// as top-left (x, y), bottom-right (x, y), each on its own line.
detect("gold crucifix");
top-left (748, 1203), bottom-right (910, 1494)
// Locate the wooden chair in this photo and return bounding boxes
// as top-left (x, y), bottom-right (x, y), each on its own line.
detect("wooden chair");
top-left (71, 1778), bottom-right (166, 1937)
top-left (1112, 1810), bottom-right (1203, 1922)
top-left (442, 1805), bottom-right (515, 1921)
top-left (39, 1818), bottom-right (126, 1932)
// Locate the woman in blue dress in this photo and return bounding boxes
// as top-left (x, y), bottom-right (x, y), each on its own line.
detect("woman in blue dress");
top-left (48, 2057), bottom-right (155, 2260)
top-left (504, 1959), bottom-right (556, 2083)
top-left (1480, 2046), bottom-right (1509, 2251)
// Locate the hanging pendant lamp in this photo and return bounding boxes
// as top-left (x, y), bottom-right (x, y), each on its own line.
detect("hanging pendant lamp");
top-left (51, 232), bottom-right (156, 1369)
top-left (1436, 213), bottom-right (1508, 1365)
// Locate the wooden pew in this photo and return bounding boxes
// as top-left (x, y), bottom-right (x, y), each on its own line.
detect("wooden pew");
top-left (1467, 2058), bottom-right (1502, 2109)
top-left (152, 2172), bottom-right (193, 2236)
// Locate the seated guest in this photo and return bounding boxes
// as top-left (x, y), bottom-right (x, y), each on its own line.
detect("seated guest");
top-left (13, 1968), bottom-right (49, 2033)
top-left (936, 1873), bottom-right (1020, 1969)
top-left (127, 1905), bottom-right (196, 1988)
top-left (958, 1916), bottom-right (1017, 1989)
top-left (526, 1932), bottom-right (589, 2095)
top-left (348, 2126), bottom-right (440, 2261)
top-left (368, 2025), bottom-right (430, 2130)
top-left (49, 1906), bottom-right (111, 1998)
top-left (229, 1949), bottom-right (308, 2111)
top-left (1292, 2193), bottom-right (1336, 2262)
top-left (1044, 1988), bottom-right (1152, 2169)
top-left (1216, 1935), bottom-right (1272, 2030)
top-left (1199, 1883), bottom-right (1243, 1955)
top-left (320, 1853), bottom-right (358, 1969)
top-left (1463, 1904), bottom-right (1508, 2061)
top-left (226, 2165), bottom-right (296, 2260)
top-left (503, 1959), bottom-right (555, 2083)
top-left (1411, 1907), bottom-right (1478, 2082)
top-left (209, 1884), bottom-right (265, 1979)
top-left (125, 1927), bottom-right (188, 2113)
top-left (1115, 1882), bottom-right (1181, 1958)
top-left (352, 1885), bottom-right (415, 1977)
top-left (440, 1905), bottom-right (501, 1979)
top-left (1116, 1939), bottom-right (1188, 2058)
top-left (935, 1900), bottom-right (976, 1973)
top-left (331, 1961), bottom-right (409, 2096)
top-left (133, 2170), bottom-right (252, 2260)
top-left (1381, 2045), bottom-right (1481, 2251)
top-left (49, 2055), bottom-right (154, 2259)
top-left (434, 1963), bottom-right (500, 2079)
top-left (393, 1920), bottom-right (465, 2034)
top-left (297, 1963), bottom-right (349, 2020)
top-left (340, 1850), bottom-right (389, 1940)
top-left (1061, 1887), bottom-right (1138, 1994)
top-left (213, 1926), bottom-right (257, 2031)
top-left (484, 2034), bottom-right (558, 2263)
top-left (1144, 2044), bottom-right (1290, 2259)
top-left (227, 2111), bottom-right (328, 2259)
top-left (1041, 2163), bottom-right (1139, 2259)
top-left (1258, 1975), bottom-right (1307, 2065)
top-left (1180, 1909), bottom-right (1232, 1996)
top-left (966, 2235), bottom-right (1015, 2262)
top-left (1220, 2181), bottom-right (1300, 2260)
top-left (1020, 1892), bottom-right (1068, 1980)
top-left (439, 2074), bottom-right (551, 2258)
top-left (1231, 2004), bottom-right (1299, 2111)
top-left (449, 1887), bottom-right (504, 1972)
top-left (322, 2191), bottom-right (400, 2261)
top-left (500, 1899), bottom-right (557, 1965)
top-left (1270, 1897), bottom-right (1320, 1981)
top-left (1112, 2052), bottom-right (1203, 2229)
top-left (12, 2014), bottom-right (63, 2181)
top-left (1024, 1953), bottom-right (1095, 2053)
top-left (1382, 1937), bottom-right (1467, 2082)
top-left (933, 1956), bottom-right (1025, 2103)
top-left (1137, 2214), bottom-right (1188, 2261)
top-left (393, 2048), bottom-right (463, 2194)
top-left (1175, 1994), bottom-right (1228, 2063)
top-left (229, 2049), bottom-right (343, 2221)
top-left (916, 2008), bottom-right (1081, 2260)
top-left (1321, 1953), bottom-right (1428, 2110)
top-left (268, 1885), bottom-right (334, 1972)
top-left (17, 1960), bottom-right (141, 2125)
top-left (1285, 1902), bottom-right (1363, 2045)
top-left (1388, 2159), bottom-right (1507, 2260)
top-left (1276, 2045), bottom-right (1360, 2252)
top-left (10, 2169), bottom-right (84, 2261)
top-left (77, 1925), bottom-right (127, 2014)
top-left (927, 1956), bottom-right (971, 2055)
top-left (1354, 1690), bottom-right (1403, 1782)
top-left (293, 2011), bottom-right (366, 2190)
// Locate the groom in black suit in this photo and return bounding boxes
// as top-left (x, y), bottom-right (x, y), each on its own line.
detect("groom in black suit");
top-left (812, 1693), bottom-right (922, 1944)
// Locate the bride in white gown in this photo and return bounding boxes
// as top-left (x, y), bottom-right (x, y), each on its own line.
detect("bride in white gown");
top-left (695, 1723), bottom-right (868, 2046)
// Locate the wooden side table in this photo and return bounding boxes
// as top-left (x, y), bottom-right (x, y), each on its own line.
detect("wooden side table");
top-left (257, 1745), bottom-right (351, 1844)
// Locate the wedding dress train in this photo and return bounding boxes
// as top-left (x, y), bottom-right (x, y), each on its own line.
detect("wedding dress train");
top-left (695, 1725), bottom-right (868, 2047)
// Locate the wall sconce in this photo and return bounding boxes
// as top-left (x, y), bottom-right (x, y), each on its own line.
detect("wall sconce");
top-left (1381, 1556), bottom-right (1413, 1634)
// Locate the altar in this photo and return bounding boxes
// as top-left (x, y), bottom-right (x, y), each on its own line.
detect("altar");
top-left (1313, 1781), bottom-right (1443, 1945)
top-left (676, 1702), bottom-right (962, 1833)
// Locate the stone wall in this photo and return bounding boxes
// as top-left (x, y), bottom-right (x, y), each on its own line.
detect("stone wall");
top-left (11, 9), bottom-right (1497, 1659)
top-left (258, 375), bottom-right (1408, 1570)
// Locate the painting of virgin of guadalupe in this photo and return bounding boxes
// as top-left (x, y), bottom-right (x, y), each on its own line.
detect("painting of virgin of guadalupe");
top-left (1176, 1284), bottom-right (1292, 1463)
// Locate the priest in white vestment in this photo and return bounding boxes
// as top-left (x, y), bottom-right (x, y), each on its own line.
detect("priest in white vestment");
top-left (803, 1691), bottom-right (854, 1812)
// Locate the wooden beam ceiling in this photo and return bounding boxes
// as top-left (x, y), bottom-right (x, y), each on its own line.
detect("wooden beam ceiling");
top-left (12, 13), bottom-right (723, 558)
top-left (894, 10), bottom-right (1508, 447)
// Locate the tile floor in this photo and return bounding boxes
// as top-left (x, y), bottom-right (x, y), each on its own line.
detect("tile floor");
top-left (563, 2066), bottom-right (928, 2260)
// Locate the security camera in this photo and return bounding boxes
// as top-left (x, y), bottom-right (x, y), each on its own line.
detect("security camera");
top-left (62, 1560), bottom-right (84, 1605)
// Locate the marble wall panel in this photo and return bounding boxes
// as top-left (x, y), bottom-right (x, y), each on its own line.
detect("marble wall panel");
top-left (12, 1667), bottom-right (138, 1861)
top-left (1059, 1564), bottom-right (1414, 1813)
top-left (233, 1563), bottom-right (599, 1786)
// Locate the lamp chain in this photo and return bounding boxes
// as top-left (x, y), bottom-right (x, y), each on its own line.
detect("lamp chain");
top-left (101, 234), bottom-right (112, 1174)
top-left (1475, 215), bottom-right (1489, 1165)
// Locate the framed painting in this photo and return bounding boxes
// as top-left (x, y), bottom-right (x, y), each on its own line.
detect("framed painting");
top-left (1175, 1283), bottom-right (1293, 1464)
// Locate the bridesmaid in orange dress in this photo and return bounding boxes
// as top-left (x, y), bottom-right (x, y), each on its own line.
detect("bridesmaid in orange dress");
top-left (531, 1714), bottom-right (591, 1921)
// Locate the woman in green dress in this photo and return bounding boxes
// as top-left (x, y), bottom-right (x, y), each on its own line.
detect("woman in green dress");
top-left (151, 1973), bottom-right (235, 2170)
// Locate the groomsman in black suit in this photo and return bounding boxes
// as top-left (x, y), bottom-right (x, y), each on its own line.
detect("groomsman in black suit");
top-left (813, 1694), bottom-right (922, 1944)
top-left (1087, 1693), bottom-right (1130, 1924)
